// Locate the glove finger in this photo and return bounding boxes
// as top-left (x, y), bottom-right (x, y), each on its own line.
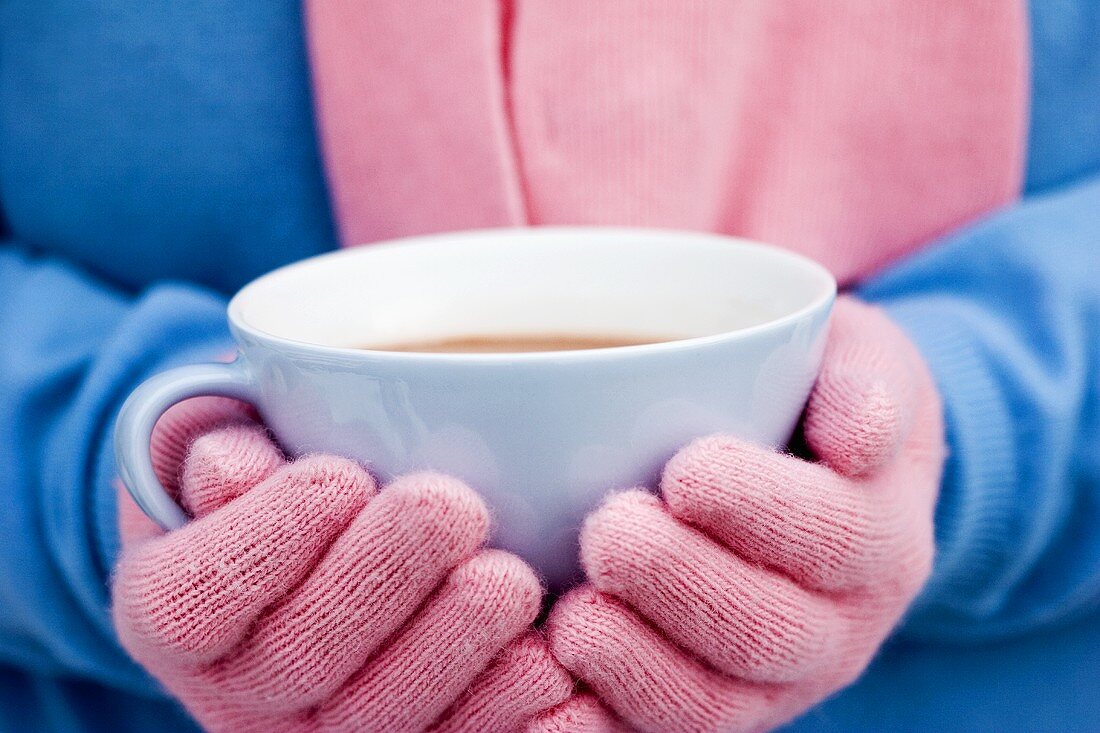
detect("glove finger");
top-left (429, 633), bottom-right (573, 733)
top-left (209, 473), bottom-right (490, 714)
top-left (525, 694), bottom-right (625, 733)
top-left (662, 435), bottom-right (908, 593)
top-left (150, 396), bottom-right (258, 496)
top-left (582, 491), bottom-right (841, 684)
top-left (116, 480), bottom-right (165, 547)
top-left (159, 679), bottom-right (305, 733)
top-left (309, 550), bottom-right (542, 733)
top-left (803, 297), bottom-right (916, 478)
top-left (178, 424), bottom-right (284, 518)
top-left (548, 587), bottom-right (774, 733)
top-left (113, 456), bottom-right (374, 667)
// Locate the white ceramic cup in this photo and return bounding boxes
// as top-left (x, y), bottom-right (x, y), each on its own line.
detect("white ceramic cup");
top-left (116, 227), bottom-right (835, 587)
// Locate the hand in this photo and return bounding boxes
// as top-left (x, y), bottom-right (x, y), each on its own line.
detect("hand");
top-left (113, 398), bottom-right (575, 732)
top-left (547, 297), bottom-right (946, 733)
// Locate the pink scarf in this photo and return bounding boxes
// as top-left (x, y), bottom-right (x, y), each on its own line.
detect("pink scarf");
top-left (305, 0), bottom-right (1027, 284)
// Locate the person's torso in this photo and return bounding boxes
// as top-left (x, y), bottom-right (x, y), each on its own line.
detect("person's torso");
top-left (2, 2), bottom-right (1099, 731)
top-left (9, 1), bottom-right (1095, 298)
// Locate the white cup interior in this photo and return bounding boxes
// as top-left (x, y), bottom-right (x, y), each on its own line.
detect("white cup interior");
top-left (229, 227), bottom-right (835, 352)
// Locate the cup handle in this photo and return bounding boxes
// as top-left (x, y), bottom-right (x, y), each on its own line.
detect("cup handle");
top-left (114, 360), bottom-right (258, 531)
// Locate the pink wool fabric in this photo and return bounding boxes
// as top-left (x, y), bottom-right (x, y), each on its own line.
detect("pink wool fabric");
top-left (113, 3), bottom-right (1013, 727)
top-left (526, 694), bottom-right (628, 733)
top-left (306, 0), bottom-right (1026, 283)
top-left (112, 400), bottom-right (574, 733)
top-left (547, 298), bottom-right (946, 732)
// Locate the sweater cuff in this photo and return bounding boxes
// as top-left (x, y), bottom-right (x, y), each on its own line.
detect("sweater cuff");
top-left (880, 298), bottom-right (1020, 638)
top-left (92, 288), bottom-right (233, 586)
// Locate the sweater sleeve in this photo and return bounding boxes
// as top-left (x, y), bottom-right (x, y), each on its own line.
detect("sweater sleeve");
top-left (0, 242), bottom-right (232, 694)
top-left (858, 175), bottom-right (1100, 642)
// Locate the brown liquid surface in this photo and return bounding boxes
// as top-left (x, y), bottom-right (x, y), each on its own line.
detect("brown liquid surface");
top-left (369, 334), bottom-right (667, 353)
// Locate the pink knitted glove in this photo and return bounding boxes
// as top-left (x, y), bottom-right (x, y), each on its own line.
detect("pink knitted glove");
top-left (112, 398), bottom-right (579, 733)
top-left (547, 297), bottom-right (947, 733)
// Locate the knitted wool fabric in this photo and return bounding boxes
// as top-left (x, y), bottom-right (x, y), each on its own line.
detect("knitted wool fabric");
top-left (526, 694), bottom-right (628, 733)
top-left (112, 400), bottom-right (574, 732)
top-left (306, 0), bottom-right (1025, 285)
top-left (548, 297), bottom-right (946, 733)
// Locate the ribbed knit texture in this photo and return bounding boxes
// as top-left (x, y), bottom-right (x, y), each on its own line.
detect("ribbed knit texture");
top-left (526, 693), bottom-right (626, 733)
top-left (306, 0), bottom-right (1026, 284)
top-left (112, 399), bottom-right (571, 732)
top-left (428, 632), bottom-right (573, 733)
top-left (303, 0), bottom-right (525, 244)
top-left (548, 298), bottom-right (946, 732)
top-left (883, 302), bottom-right (1019, 624)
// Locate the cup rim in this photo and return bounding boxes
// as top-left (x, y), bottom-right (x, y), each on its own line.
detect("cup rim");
top-left (227, 226), bottom-right (837, 364)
